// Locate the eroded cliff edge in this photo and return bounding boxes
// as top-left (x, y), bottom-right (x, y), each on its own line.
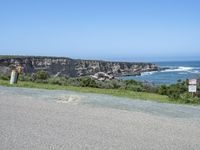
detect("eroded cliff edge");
top-left (0, 56), bottom-right (159, 77)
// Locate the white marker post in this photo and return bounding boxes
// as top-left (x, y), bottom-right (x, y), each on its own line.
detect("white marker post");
top-left (188, 79), bottom-right (197, 97)
top-left (10, 70), bottom-right (18, 84)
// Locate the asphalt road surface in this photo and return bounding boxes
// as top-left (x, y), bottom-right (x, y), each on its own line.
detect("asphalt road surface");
top-left (1, 86), bottom-right (200, 150)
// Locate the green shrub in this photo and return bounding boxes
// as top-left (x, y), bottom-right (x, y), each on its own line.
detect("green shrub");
top-left (109, 80), bottom-right (125, 89)
top-left (143, 84), bottom-right (158, 93)
top-left (95, 81), bottom-right (114, 89)
top-left (0, 74), bottom-right (10, 80)
top-left (35, 70), bottom-right (49, 80)
top-left (167, 85), bottom-right (181, 99)
top-left (158, 85), bottom-right (168, 95)
top-left (180, 92), bottom-right (200, 104)
top-left (18, 74), bottom-right (32, 81)
top-left (125, 80), bottom-right (141, 86)
top-left (34, 79), bottom-right (48, 84)
top-left (79, 77), bottom-right (98, 88)
top-left (48, 77), bottom-right (67, 85)
top-left (66, 78), bottom-right (80, 86)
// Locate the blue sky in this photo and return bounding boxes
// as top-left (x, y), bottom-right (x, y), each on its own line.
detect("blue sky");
top-left (0, 0), bottom-right (200, 61)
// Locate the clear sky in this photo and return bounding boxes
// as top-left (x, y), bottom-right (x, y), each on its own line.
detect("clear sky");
top-left (0, 0), bottom-right (200, 62)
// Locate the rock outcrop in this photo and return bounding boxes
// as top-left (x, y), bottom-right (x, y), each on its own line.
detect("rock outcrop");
top-left (0, 56), bottom-right (159, 77)
top-left (91, 72), bottom-right (114, 81)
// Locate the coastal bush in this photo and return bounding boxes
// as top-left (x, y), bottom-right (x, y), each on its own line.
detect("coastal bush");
top-left (47, 77), bottom-right (60, 84)
top-left (95, 80), bottom-right (115, 89)
top-left (124, 79), bottom-right (152, 92)
top-left (180, 92), bottom-right (200, 104)
top-left (157, 79), bottom-right (200, 102)
top-left (124, 80), bottom-right (156, 92)
top-left (126, 84), bottom-right (144, 92)
top-left (158, 85), bottom-right (168, 95)
top-left (48, 77), bottom-right (67, 85)
top-left (109, 80), bottom-right (125, 89)
top-left (7, 72), bottom-right (200, 103)
top-left (166, 85), bottom-right (181, 99)
top-left (125, 79), bottom-right (142, 86)
top-left (197, 78), bottom-right (200, 95)
top-left (79, 77), bottom-right (98, 88)
top-left (143, 83), bottom-right (158, 93)
top-left (35, 70), bottom-right (49, 80)
top-left (18, 73), bottom-right (32, 81)
top-left (34, 79), bottom-right (48, 84)
top-left (66, 77), bottom-right (81, 86)
top-left (0, 73), bottom-right (9, 80)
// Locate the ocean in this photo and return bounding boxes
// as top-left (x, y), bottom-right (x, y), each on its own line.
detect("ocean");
top-left (121, 61), bottom-right (200, 85)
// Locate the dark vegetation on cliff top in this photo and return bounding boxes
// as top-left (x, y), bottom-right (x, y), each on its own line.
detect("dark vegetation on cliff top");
top-left (0, 70), bottom-right (200, 105)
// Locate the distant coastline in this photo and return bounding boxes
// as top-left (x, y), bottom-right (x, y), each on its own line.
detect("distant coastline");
top-left (0, 55), bottom-right (159, 78)
top-left (121, 61), bottom-right (200, 85)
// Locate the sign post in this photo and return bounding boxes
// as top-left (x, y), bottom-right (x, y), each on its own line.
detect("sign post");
top-left (188, 79), bottom-right (197, 97)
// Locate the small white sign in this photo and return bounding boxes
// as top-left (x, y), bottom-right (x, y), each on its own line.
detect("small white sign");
top-left (188, 85), bottom-right (197, 93)
top-left (189, 79), bottom-right (197, 85)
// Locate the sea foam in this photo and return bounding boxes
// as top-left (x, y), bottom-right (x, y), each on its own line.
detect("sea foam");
top-left (161, 66), bottom-right (194, 72)
top-left (141, 71), bottom-right (157, 76)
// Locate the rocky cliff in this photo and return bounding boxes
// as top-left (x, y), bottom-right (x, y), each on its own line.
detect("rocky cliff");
top-left (0, 56), bottom-right (158, 77)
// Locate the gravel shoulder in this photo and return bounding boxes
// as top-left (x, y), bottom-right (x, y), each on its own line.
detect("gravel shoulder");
top-left (1, 86), bottom-right (200, 150)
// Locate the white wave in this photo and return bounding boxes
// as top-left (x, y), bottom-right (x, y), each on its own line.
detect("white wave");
top-left (188, 70), bottom-right (200, 74)
top-left (161, 66), bottom-right (194, 72)
top-left (178, 72), bottom-right (188, 75)
top-left (141, 71), bottom-right (157, 76)
top-left (192, 67), bottom-right (200, 69)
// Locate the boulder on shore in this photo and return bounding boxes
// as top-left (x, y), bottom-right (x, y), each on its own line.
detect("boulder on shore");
top-left (91, 72), bottom-right (114, 81)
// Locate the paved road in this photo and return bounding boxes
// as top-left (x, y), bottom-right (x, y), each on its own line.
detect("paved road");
top-left (1, 87), bottom-right (200, 150)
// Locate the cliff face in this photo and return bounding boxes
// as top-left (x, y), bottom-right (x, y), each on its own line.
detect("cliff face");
top-left (0, 56), bottom-right (158, 77)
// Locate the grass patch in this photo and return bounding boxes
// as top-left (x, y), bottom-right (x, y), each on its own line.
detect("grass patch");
top-left (0, 79), bottom-right (179, 104)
